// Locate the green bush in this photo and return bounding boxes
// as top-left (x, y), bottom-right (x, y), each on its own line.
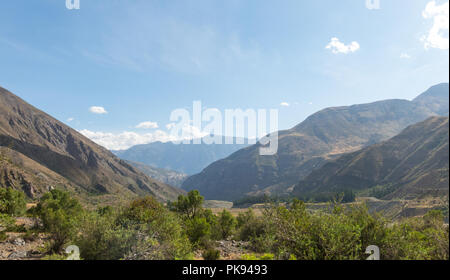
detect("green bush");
top-left (0, 231), bottom-right (7, 242)
top-left (0, 187), bottom-right (26, 216)
top-left (240, 253), bottom-right (274, 260)
top-left (0, 213), bottom-right (16, 230)
top-left (202, 248), bottom-right (221, 260)
top-left (215, 210), bottom-right (236, 240)
top-left (236, 209), bottom-right (269, 242)
top-left (34, 189), bottom-right (83, 253)
top-left (245, 200), bottom-right (449, 260)
top-left (185, 216), bottom-right (211, 246)
top-left (75, 210), bottom-right (137, 260)
top-left (170, 190), bottom-right (204, 219)
top-left (381, 210), bottom-right (449, 260)
top-left (77, 196), bottom-right (193, 260)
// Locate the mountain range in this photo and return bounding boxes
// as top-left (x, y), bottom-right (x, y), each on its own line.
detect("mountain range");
top-left (113, 137), bottom-right (249, 175)
top-left (294, 116), bottom-right (449, 200)
top-left (181, 83), bottom-right (449, 201)
top-left (125, 160), bottom-right (188, 188)
top-left (0, 86), bottom-right (183, 204)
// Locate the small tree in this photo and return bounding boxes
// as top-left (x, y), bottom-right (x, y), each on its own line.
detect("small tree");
top-left (216, 210), bottom-right (236, 240)
top-left (171, 190), bottom-right (204, 220)
top-left (0, 187), bottom-right (26, 216)
top-left (35, 189), bottom-right (83, 253)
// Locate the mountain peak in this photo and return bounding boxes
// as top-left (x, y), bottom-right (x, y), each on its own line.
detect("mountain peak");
top-left (414, 83), bottom-right (449, 100)
top-left (0, 86), bottom-right (183, 203)
top-left (412, 83), bottom-right (449, 116)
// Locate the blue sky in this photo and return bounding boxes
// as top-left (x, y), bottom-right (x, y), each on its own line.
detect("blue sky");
top-left (0, 0), bottom-right (448, 150)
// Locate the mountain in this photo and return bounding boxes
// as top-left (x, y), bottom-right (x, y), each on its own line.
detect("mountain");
top-left (293, 117), bottom-right (449, 200)
top-left (0, 86), bottom-right (183, 204)
top-left (113, 137), bottom-right (249, 175)
top-left (413, 83), bottom-right (449, 116)
top-left (181, 83), bottom-right (449, 201)
top-left (125, 160), bottom-right (188, 188)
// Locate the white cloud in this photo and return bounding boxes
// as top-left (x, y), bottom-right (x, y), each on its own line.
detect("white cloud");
top-left (422, 1), bottom-right (449, 50)
top-left (325, 37), bottom-right (360, 54)
top-left (89, 106), bottom-right (108, 114)
top-left (80, 124), bottom-right (209, 150)
top-left (166, 123), bottom-right (176, 130)
top-left (79, 129), bottom-right (175, 150)
top-left (400, 53), bottom-right (411, 59)
top-left (280, 102), bottom-right (290, 107)
top-left (67, 117), bottom-right (75, 122)
top-left (136, 121), bottom-right (159, 129)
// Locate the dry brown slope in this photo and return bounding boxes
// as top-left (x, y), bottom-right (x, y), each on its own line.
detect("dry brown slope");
top-left (0, 86), bottom-right (183, 203)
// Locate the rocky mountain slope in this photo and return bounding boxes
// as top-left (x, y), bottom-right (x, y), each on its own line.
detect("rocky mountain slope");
top-left (125, 160), bottom-right (188, 188)
top-left (0, 86), bottom-right (183, 204)
top-left (294, 117), bottom-right (449, 200)
top-left (182, 83), bottom-right (449, 201)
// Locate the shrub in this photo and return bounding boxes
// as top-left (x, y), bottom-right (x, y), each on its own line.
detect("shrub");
top-left (382, 210), bottom-right (449, 260)
top-left (240, 253), bottom-right (274, 260)
top-left (34, 189), bottom-right (83, 253)
top-left (170, 190), bottom-right (204, 219)
top-left (0, 187), bottom-right (26, 216)
top-left (0, 231), bottom-right (7, 242)
top-left (80, 196), bottom-right (193, 260)
top-left (202, 248), bottom-right (221, 260)
top-left (185, 216), bottom-right (211, 246)
top-left (236, 209), bottom-right (269, 242)
top-left (215, 210), bottom-right (236, 240)
top-left (75, 210), bottom-right (137, 260)
top-left (0, 213), bottom-right (15, 230)
top-left (245, 200), bottom-right (449, 260)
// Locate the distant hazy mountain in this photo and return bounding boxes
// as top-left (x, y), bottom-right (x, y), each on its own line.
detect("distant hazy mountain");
top-left (294, 117), bottom-right (449, 200)
top-left (0, 86), bottom-right (183, 204)
top-left (182, 83), bottom-right (449, 201)
top-left (113, 137), bottom-right (249, 175)
top-left (126, 160), bottom-right (188, 188)
top-left (413, 83), bottom-right (449, 116)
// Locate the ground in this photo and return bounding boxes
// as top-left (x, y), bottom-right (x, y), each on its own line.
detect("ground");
top-left (0, 217), bottom-right (48, 260)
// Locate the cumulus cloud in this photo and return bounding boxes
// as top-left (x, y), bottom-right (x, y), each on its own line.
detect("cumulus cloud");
top-left (80, 124), bottom-right (209, 150)
top-left (280, 102), bottom-right (290, 107)
top-left (89, 106), bottom-right (108, 114)
top-left (325, 37), bottom-right (360, 54)
top-left (422, 1), bottom-right (449, 50)
top-left (79, 129), bottom-right (175, 150)
top-left (136, 121), bottom-right (159, 129)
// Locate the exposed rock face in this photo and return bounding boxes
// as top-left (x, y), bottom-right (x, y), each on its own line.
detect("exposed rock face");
top-left (0, 86), bottom-right (184, 203)
top-left (126, 160), bottom-right (189, 188)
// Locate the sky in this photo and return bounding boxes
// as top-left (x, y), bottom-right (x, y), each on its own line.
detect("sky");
top-left (0, 0), bottom-right (449, 150)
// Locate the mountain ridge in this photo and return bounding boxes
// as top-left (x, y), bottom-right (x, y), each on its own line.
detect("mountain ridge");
top-left (182, 83), bottom-right (449, 201)
top-left (293, 116), bottom-right (449, 200)
top-left (0, 86), bottom-right (183, 204)
top-left (113, 136), bottom-right (249, 175)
